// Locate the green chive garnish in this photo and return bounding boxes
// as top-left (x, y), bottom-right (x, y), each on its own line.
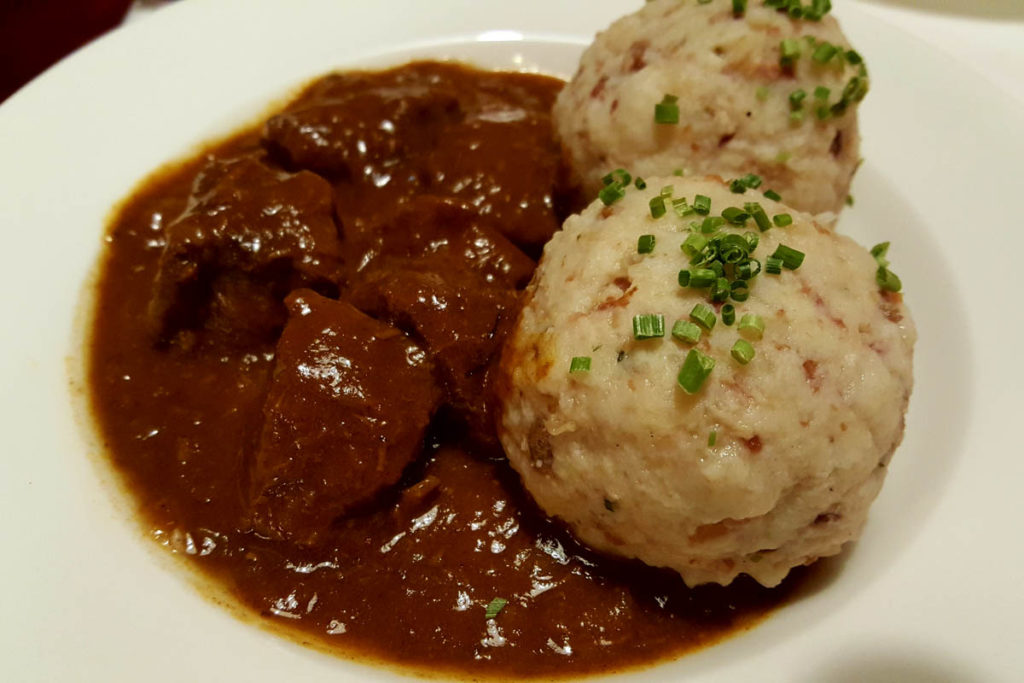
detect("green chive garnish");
top-left (689, 268), bottom-right (716, 288)
top-left (730, 279), bottom-right (750, 302)
top-left (876, 267), bottom-right (902, 292)
top-left (602, 169), bottom-right (631, 187)
top-left (672, 320), bottom-right (702, 345)
top-left (738, 314), bottom-right (765, 340)
top-left (693, 194), bottom-right (711, 215)
top-left (634, 177), bottom-right (647, 190)
top-left (722, 206), bottom-right (749, 225)
top-left (638, 234), bottom-right (656, 254)
top-left (730, 178), bottom-right (748, 194)
top-left (731, 339), bottom-right (756, 365)
top-left (741, 173), bottom-right (762, 189)
top-left (672, 197), bottom-right (693, 217)
top-left (599, 183), bottom-right (626, 206)
top-left (569, 356), bottom-right (591, 373)
top-left (780, 38), bottom-right (801, 67)
top-left (765, 256), bottom-right (783, 274)
top-left (678, 348), bottom-right (715, 394)
top-left (812, 42), bottom-right (839, 64)
top-left (681, 233), bottom-right (708, 259)
top-left (746, 202), bottom-right (772, 232)
top-left (763, 189), bottom-right (782, 202)
top-left (701, 216), bottom-right (725, 233)
top-left (789, 89), bottom-right (807, 109)
top-left (773, 213), bottom-right (793, 227)
top-left (870, 242), bottom-right (890, 268)
top-left (689, 303), bottom-right (716, 331)
top-left (485, 598), bottom-right (508, 619)
top-left (814, 85), bottom-right (831, 100)
top-left (708, 430), bottom-right (718, 447)
top-left (771, 244), bottom-right (805, 270)
top-left (732, 0), bottom-right (747, 16)
top-left (649, 195), bottom-right (667, 219)
top-left (711, 277), bottom-right (731, 303)
top-left (655, 94), bottom-right (680, 124)
top-left (678, 269), bottom-right (691, 287)
top-left (721, 304), bottom-right (736, 326)
top-left (633, 314), bottom-right (665, 340)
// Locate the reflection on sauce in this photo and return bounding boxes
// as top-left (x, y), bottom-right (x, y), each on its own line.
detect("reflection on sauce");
top-left (88, 62), bottom-right (802, 679)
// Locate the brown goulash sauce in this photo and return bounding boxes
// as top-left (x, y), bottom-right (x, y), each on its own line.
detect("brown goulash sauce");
top-left (88, 62), bottom-right (802, 679)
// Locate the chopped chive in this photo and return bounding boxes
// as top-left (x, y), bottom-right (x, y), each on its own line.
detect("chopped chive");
top-left (693, 194), bottom-right (711, 215)
top-left (765, 256), bottom-right (783, 274)
top-left (689, 268), bottom-right (716, 288)
top-left (637, 234), bottom-right (656, 254)
top-left (814, 85), bottom-right (831, 100)
top-left (598, 183), bottom-right (626, 206)
top-left (633, 314), bottom-right (665, 340)
top-left (731, 339), bottom-right (756, 365)
top-left (736, 258), bottom-right (760, 279)
top-left (815, 104), bottom-right (831, 120)
top-left (485, 597), bottom-right (508, 619)
top-left (845, 49), bottom-right (863, 65)
top-left (677, 348), bottom-right (715, 394)
top-left (771, 244), bottom-right (805, 270)
top-left (569, 356), bottom-right (591, 373)
top-left (681, 233), bottom-right (708, 259)
top-left (730, 178), bottom-right (748, 194)
top-left (660, 185), bottom-right (674, 198)
top-left (763, 189), bottom-right (782, 202)
top-left (602, 168), bottom-right (631, 187)
top-left (812, 42), bottom-right (839, 63)
top-left (780, 38), bottom-right (801, 67)
top-left (721, 304), bottom-right (736, 326)
top-left (655, 94), bottom-right (680, 124)
top-left (870, 241), bottom-right (890, 268)
top-left (711, 277), bottom-right (731, 303)
top-left (649, 195), bottom-right (667, 219)
top-left (672, 319), bottom-right (702, 345)
top-left (741, 173), bottom-right (763, 189)
top-left (673, 168), bottom-right (685, 177)
top-left (708, 430), bottom-right (718, 447)
top-left (772, 213), bottom-right (793, 227)
top-left (678, 269), bottom-right (691, 287)
top-left (876, 266), bottom-right (902, 292)
top-left (722, 206), bottom-right (750, 225)
top-left (634, 177), bottom-right (647, 190)
top-left (789, 89), bottom-right (807, 110)
top-left (689, 303), bottom-right (717, 331)
top-left (846, 194), bottom-right (855, 206)
top-left (789, 110), bottom-right (805, 125)
top-left (732, 0), bottom-right (747, 16)
top-left (701, 216), bottom-right (725, 233)
top-left (743, 231), bottom-right (760, 252)
top-left (730, 279), bottom-right (750, 302)
top-left (738, 314), bottom-right (765, 340)
top-left (746, 202), bottom-right (772, 231)
top-left (672, 197), bottom-right (693, 217)
top-left (709, 261), bottom-right (725, 278)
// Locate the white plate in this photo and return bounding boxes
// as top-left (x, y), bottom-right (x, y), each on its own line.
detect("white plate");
top-left (1, 1), bottom-right (1022, 681)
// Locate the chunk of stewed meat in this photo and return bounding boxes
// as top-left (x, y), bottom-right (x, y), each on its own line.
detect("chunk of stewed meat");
top-left (263, 74), bottom-right (462, 179)
top-left (343, 195), bottom-right (534, 290)
top-left (422, 114), bottom-right (566, 250)
top-left (248, 290), bottom-right (440, 545)
top-left (148, 156), bottom-right (343, 346)
top-left (348, 266), bottom-right (518, 448)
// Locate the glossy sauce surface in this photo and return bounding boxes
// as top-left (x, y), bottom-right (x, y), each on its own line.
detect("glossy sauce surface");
top-left (88, 62), bottom-right (799, 679)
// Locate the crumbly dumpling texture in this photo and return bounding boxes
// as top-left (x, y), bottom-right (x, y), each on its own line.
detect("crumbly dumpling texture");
top-left (496, 176), bottom-right (914, 587)
top-left (554, 0), bottom-right (866, 215)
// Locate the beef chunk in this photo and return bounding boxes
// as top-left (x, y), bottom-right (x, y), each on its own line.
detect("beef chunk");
top-left (348, 264), bottom-right (519, 449)
top-left (422, 114), bottom-right (565, 250)
top-left (148, 156), bottom-right (343, 346)
top-left (263, 74), bottom-right (462, 179)
top-left (344, 195), bottom-right (534, 289)
top-left (248, 290), bottom-right (440, 544)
